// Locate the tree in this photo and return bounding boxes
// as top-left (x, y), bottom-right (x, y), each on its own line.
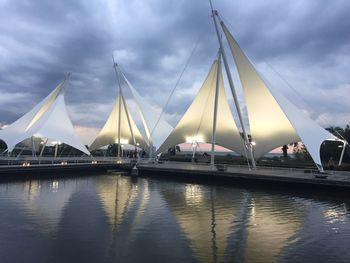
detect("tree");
top-left (326, 125), bottom-right (350, 142)
top-left (344, 125), bottom-right (350, 142)
top-left (0, 139), bottom-right (6, 152)
top-left (324, 125), bottom-right (350, 163)
top-left (292, 142), bottom-right (312, 161)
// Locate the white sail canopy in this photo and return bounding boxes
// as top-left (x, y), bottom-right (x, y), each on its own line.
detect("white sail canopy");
top-left (89, 91), bottom-right (149, 152)
top-left (156, 59), bottom-right (246, 155)
top-left (221, 22), bottom-right (337, 169)
top-left (120, 71), bottom-right (173, 149)
top-left (0, 79), bottom-right (90, 155)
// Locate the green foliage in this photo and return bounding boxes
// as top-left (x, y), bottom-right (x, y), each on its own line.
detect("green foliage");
top-left (321, 125), bottom-right (350, 164)
top-left (292, 142), bottom-right (312, 161)
top-left (0, 140), bottom-right (6, 151)
top-left (327, 125), bottom-right (350, 142)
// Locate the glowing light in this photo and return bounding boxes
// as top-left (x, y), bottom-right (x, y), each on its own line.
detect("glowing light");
top-left (115, 138), bottom-right (129, 144)
top-left (251, 141), bottom-right (256, 146)
top-left (185, 135), bottom-right (204, 144)
top-left (53, 181), bottom-right (58, 188)
top-left (52, 141), bottom-right (62, 145)
top-left (60, 161), bottom-right (67, 165)
top-left (91, 160), bottom-right (97, 164)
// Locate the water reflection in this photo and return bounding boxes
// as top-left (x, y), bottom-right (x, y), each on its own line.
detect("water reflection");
top-left (94, 175), bottom-right (139, 228)
top-left (93, 175), bottom-right (150, 260)
top-left (160, 184), bottom-right (306, 263)
top-left (94, 176), bottom-right (150, 233)
top-left (242, 195), bottom-right (303, 263)
top-left (0, 179), bottom-right (77, 232)
top-left (0, 175), bottom-right (350, 263)
top-left (323, 204), bottom-right (348, 224)
top-left (50, 178), bottom-right (110, 263)
top-left (161, 184), bottom-right (237, 262)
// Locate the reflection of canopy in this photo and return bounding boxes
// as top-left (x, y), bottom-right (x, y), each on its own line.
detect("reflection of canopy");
top-left (243, 197), bottom-right (302, 262)
top-left (160, 184), bottom-right (237, 263)
top-left (156, 59), bottom-right (245, 155)
top-left (160, 184), bottom-right (303, 263)
top-left (5, 180), bottom-right (76, 233)
top-left (0, 77), bottom-right (90, 155)
top-left (94, 176), bottom-right (149, 230)
top-left (89, 91), bottom-right (149, 152)
top-left (94, 176), bottom-right (138, 227)
top-left (219, 20), bottom-right (337, 169)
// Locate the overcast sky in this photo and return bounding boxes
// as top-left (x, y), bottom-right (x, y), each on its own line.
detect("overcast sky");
top-left (0, 0), bottom-right (349, 144)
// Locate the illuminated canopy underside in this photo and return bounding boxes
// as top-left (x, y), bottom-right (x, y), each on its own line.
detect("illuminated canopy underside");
top-left (0, 81), bottom-right (90, 155)
top-left (156, 60), bottom-right (246, 155)
top-left (89, 92), bottom-right (149, 151)
top-left (222, 23), bottom-right (337, 168)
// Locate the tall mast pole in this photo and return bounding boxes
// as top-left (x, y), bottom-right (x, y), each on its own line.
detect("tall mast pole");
top-left (119, 70), bottom-right (153, 157)
top-left (113, 56), bottom-right (122, 158)
top-left (61, 72), bottom-right (72, 95)
top-left (211, 50), bottom-right (221, 168)
top-left (209, 3), bottom-right (256, 168)
top-left (118, 81), bottom-right (137, 150)
top-left (338, 140), bottom-right (347, 166)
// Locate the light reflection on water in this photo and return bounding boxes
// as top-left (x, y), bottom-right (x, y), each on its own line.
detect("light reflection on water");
top-left (0, 174), bottom-right (349, 263)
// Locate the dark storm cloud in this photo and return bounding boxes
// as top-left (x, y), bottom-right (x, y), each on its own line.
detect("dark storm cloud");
top-left (220, 0), bottom-right (350, 61)
top-left (0, 0), bottom-right (349, 141)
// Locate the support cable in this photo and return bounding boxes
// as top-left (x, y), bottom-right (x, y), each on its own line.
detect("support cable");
top-left (150, 35), bottom-right (201, 137)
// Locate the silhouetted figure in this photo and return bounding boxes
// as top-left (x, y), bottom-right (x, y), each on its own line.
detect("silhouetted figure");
top-left (282, 145), bottom-right (288, 158)
top-left (327, 157), bottom-right (335, 173)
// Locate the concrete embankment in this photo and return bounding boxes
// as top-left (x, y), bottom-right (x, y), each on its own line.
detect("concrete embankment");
top-left (1, 160), bottom-right (349, 191)
top-left (0, 162), bottom-right (132, 179)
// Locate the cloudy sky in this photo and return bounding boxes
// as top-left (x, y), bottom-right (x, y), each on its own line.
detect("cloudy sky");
top-left (0, 0), bottom-right (349, 145)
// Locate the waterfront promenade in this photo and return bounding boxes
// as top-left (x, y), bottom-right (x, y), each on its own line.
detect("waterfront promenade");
top-left (137, 161), bottom-right (350, 189)
top-left (0, 156), bottom-right (132, 178)
top-left (1, 157), bottom-right (350, 190)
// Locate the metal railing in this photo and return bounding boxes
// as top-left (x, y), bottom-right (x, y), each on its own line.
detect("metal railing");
top-left (0, 156), bottom-right (136, 167)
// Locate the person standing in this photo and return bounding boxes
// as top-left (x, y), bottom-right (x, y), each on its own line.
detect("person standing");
top-left (327, 157), bottom-right (335, 173)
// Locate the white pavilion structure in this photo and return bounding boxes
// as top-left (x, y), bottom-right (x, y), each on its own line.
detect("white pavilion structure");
top-left (0, 74), bottom-right (90, 156)
top-left (89, 62), bottom-right (150, 156)
top-left (155, 8), bottom-right (342, 172)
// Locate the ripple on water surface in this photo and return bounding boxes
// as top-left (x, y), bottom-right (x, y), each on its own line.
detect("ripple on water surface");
top-left (0, 175), bottom-right (350, 263)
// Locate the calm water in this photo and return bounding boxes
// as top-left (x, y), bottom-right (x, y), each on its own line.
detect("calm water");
top-left (0, 174), bottom-right (349, 263)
